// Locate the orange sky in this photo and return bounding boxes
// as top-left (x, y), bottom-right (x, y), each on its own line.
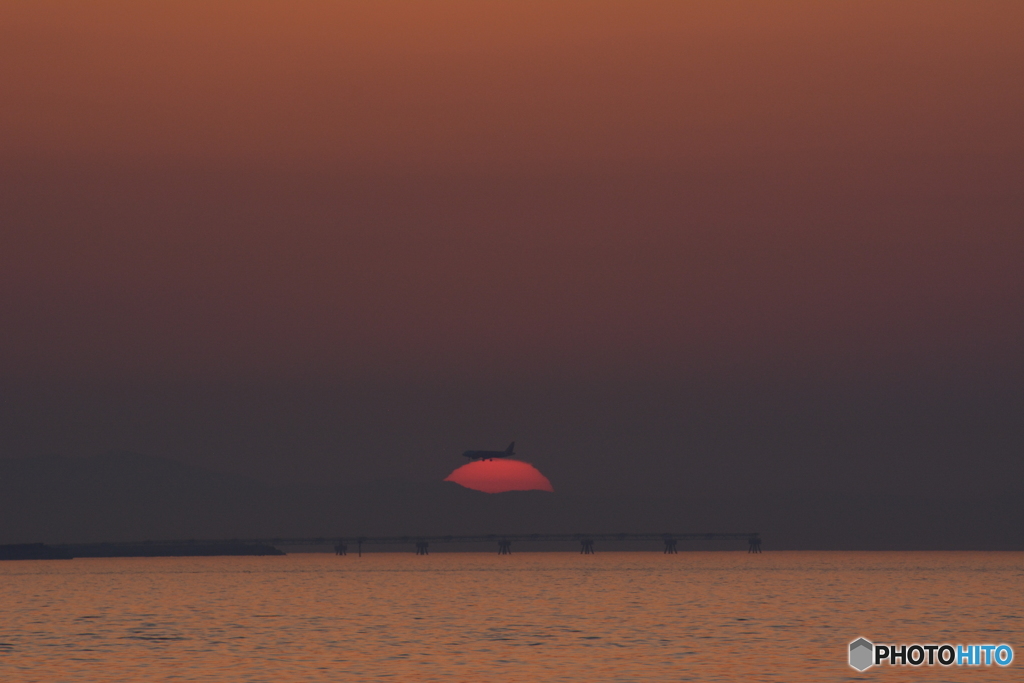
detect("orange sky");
top-left (1, 1), bottom-right (1022, 382)
top-left (4, 2), bottom-right (1021, 167)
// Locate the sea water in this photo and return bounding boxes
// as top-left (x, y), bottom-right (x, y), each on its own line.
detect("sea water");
top-left (1, 552), bottom-right (1021, 682)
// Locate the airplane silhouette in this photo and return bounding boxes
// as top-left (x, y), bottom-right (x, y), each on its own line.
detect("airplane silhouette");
top-left (462, 441), bottom-right (515, 461)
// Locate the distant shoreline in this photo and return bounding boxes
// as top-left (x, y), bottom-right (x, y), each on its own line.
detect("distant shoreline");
top-left (0, 542), bottom-right (283, 560)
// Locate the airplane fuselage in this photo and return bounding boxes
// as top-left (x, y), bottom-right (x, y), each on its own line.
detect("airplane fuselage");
top-left (463, 441), bottom-right (515, 461)
top-left (462, 451), bottom-right (510, 460)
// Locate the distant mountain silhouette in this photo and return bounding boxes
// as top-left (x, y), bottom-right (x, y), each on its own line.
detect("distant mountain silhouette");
top-left (1, 452), bottom-right (1021, 549)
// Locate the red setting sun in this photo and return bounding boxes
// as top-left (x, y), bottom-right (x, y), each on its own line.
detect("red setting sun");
top-left (444, 459), bottom-right (554, 494)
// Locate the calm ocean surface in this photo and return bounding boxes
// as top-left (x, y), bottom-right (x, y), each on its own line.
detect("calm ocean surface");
top-left (1, 551), bottom-right (1020, 682)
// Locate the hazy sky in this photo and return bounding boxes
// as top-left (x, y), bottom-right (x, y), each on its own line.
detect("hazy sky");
top-left (1, 2), bottom-right (1021, 498)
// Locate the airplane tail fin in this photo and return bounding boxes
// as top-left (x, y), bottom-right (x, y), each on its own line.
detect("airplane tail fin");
top-left (506, 441), bottom-right (515, 455)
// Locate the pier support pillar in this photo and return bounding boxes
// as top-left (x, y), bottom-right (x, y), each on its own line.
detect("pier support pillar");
top-left (580, 539), bottom-right (595, 554)
top-left (415, 541), bottom-right (429, 555)
top-left (748, 537), bottom-right (762, 553)
top-left (498, 540), bottom-right (512, 555)
top-left (663, 538), bottom-right (677, 554)
top-left (335, 542), bottom-right (347, 556)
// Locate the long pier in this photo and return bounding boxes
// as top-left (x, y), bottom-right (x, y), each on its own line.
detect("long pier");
top-left (46, 532), bottom-right (762, 559)
top-left (327, 533), bottom-right (762, 555)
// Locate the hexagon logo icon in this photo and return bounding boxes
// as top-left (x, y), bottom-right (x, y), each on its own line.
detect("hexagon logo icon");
top-left (849, 638), bottom-right (874, 671)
